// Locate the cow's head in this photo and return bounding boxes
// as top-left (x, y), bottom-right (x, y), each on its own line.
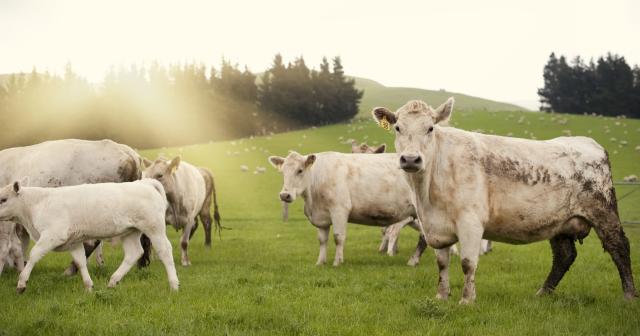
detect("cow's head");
top-left (268, 151), bottom-right (316, 203)
top-left (372, 98), bottom-right (454, 173)
top-left (351, 140), bottom-right (386, 154)
top-left (142, 156), bottom-right (181, 200)
top-left (0, 181), bottom-right (24, 222)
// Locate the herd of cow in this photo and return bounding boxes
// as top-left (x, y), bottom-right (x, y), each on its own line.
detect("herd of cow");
top-left (0, 97), bottom-right (636, 304)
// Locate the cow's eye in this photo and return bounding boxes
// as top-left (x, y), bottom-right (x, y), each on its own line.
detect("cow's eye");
top-left (155, 174), bottom-right (163, 179)
top-left (395, 125), bottom-right (401, 133)
top-left (0, 198), bottom-right (6, 204)
top-left (427, 126), bottom-right (434, 134)
top-left (296, 169), bottom-right (303, 175)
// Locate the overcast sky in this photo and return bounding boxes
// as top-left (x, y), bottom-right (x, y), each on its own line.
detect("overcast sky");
top-left (1, 0), bottom-right (639, 109)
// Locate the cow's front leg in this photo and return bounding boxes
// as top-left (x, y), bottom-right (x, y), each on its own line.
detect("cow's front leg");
top-left (456, 220), bottom-right (483, 304)
top-left (316, 227), bottom-right (329, 265)
top-left (434, 248), bottom-right (451, 299)
top-left (331, 211), bottom-right (348, 266)
top-left (180, 220), bottom-right (195, 266)
top-left (17, 235), bottom-right (59, 294)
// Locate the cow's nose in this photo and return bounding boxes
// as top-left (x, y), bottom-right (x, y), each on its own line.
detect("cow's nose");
top-left (279, 192), bottom-right (293, 203)
top-left (399, 155), bottom-right (423, 172)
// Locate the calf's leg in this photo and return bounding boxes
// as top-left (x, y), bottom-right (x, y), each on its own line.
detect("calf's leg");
top-left (108, 232), bottom-right (144, 288)
top-left (17, 236), bottom-right (60, 294)
top-left (408, 234), bottom-right (428, 267)
top-left (69, 244), bottom-right (94, 291)
top-left (147, 232), bottom-right (179, 291)
top-left (378, 228), bottom-right (390, 254)
top-left (536, 235), bottom-right (576, 296)
top-left (316, 227), bottom-right (329, 265)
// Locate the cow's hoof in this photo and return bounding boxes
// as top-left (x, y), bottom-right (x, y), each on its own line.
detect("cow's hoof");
top-left (170, 282), bottom-right (180, 291)
top-left (435, 292), bottom-right (449, 300)
top-left (407, 258), bottom-right (419, 267)
top-left (624, 291), bottom-right (638, 300)
top-left (332, 261), bottom-right (343, 267)
top-left (315, 260), bottom-right (326, 266)
top-left (458, 297), bottom-right (475, 305)
top-left (63, 268), bottom-right (77, 277)
top-left (536, 288), bottom-right (553, 296)
top-left (16, 286), bottom-right (26, 294)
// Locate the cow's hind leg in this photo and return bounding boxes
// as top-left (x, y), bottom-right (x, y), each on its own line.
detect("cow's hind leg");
top-left (536, 235), bottom-right (576, 296)
top-left (457, 218), bottom-right (483, 304)
top-left (316, 227), bottom-right (329, 266)
top-left (592, 218), bottom-right (637, 299)
top-left (69, 244), bottom-right (93, 291)
top-left (108, 232), bottom-right (144, 288)
top-left (147, 232), bottom-right (179, 291)
top-left (199, 211), bottom-right (213, 247)
top-left (180, 220), bottom-right (196, 266)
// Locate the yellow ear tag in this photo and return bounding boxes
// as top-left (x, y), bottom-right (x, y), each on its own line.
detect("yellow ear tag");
top-left (379, 116), bottom-right (391, 131)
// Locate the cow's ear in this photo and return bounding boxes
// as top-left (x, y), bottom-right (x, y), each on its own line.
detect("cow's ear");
top-left (142, 158), bottom-right (153, 168)
top-left (434, 97), bottom-right (454, 124)
top-left (168, 156), bottom-right (181, 174)
top-left (374, 144), bottom-right (386, 154)
top-left (372, 107), bottom-right (397, 130)
top-left (305, 154), bottom-right (316, 168)
top-left (268, 156), bottom-right (285, 170)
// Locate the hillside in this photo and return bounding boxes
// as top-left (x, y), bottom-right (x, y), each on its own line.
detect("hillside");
top-left (354, 77), bottom-right (528, 118)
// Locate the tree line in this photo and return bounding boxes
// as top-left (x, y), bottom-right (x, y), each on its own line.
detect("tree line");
top-left (0, 55), bottom-right (363, 149)
top-left (538, 52), bottom-right (640, 117)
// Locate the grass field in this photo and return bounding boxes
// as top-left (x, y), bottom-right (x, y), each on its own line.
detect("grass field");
top-left (1, 109), bottom-right (640, 335)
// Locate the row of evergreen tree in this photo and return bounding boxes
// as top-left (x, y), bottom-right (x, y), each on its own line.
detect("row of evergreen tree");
top-left (538, 53), bottom-right (640, 117)
top-left (0, 55), bottom-right (363, 148)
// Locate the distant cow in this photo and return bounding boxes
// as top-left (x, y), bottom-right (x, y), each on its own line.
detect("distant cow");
top-left (269, 151), bottom-right (428, 266)
top-left (142, 156), bottom-right (221, 267)
top-left (351, 140), bottom-right (386, 154)
top-left (0, 179), bottom-right (178, 293)
top-left (373, 98), bottom-right (637, 303)
top-left (0, 139), bottom-right (142, 275)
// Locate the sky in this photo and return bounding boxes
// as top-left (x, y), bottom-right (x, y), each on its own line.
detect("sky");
top-left (1, 0), bottom-right (639, 110)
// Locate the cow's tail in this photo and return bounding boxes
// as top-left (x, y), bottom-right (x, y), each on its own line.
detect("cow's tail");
top-left (210, 172), bottom-right (222, 239)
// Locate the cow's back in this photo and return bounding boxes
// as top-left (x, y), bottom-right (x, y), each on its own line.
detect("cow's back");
top-left (0, 139), bottom-right (141, 187)
top-left (309, 152), bottom-right (415, 226)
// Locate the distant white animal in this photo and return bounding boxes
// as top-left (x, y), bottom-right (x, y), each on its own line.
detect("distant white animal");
top-left (0, 179), bottom-right (179, 293)
top-left (240, 165), bottom-right (249, 172)
top-left (624, 175), bottom-right (638, 182)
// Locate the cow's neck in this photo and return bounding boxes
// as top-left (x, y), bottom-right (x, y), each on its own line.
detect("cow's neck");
top-left (13, 188), bottom-right (47, 238)
top-left (407, 134), bottom-right (440, 227)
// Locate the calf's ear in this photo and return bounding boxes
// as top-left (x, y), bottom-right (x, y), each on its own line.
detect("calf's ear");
top-left (374, 144), bottom-right (386, 153)
top-left (168, 156), bottom-right (181, 174)
top-left (305, 154), bottom-right (316, 168)
top-left (268, 156), bottom-right (285, 170)
top-left (434, 97), bottom-right (454, 124)
top-left (372, 107), bottom-right (397, 130)
top-left (13, 181), bottom-right (20, 194)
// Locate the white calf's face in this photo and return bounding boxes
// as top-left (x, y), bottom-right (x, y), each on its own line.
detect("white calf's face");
top-left (142, 156), bottom-right (181, 198)
top-left (268, 152), bottom-right (316, 203)
top-left (373, 98), bottom-right (454, 173)
top-left (0, 182), bottom-right (22, 221)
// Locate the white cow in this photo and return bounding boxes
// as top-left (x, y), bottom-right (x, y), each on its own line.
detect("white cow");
top-left (269, 151), bottom-right (427, 266)
top-left (0, 222), bottom-right (24, 276)
top-left (0, 179), bottom-right (178, 293)
top-left (0, 139), bottom-right (143, 275)
top-left (142, 156), bottom-right (221, 267)
top-left (373, 98), bottom-right (637, 303)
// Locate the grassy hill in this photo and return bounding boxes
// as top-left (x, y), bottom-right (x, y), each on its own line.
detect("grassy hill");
top-left (1, 109), bottom-right (639, 335)
top-left (354, 77), bottom-right (528, 118)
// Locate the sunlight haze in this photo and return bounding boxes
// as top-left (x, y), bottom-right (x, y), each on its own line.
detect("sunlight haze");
top-left (1, 0), bottom-right (639, 109)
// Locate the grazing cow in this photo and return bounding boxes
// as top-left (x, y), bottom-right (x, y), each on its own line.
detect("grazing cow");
top-left (142, 156), bottom-right (221, 267)
top-left (268, 151), bottom-right (428, 266)
top-left (373, 98), bottom-right (637, 303)
top-left (0, 222), bottom-right (24, 276)
top-left (0, 179), bottom-right (179, 293)
top-left (0, 139), bottom-right (143, 275)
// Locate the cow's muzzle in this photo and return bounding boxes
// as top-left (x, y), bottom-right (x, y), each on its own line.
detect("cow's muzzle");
top-left (400, 155), bottom-right (423, 173)
top-left (279, 192), bottom-right (293, 203)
